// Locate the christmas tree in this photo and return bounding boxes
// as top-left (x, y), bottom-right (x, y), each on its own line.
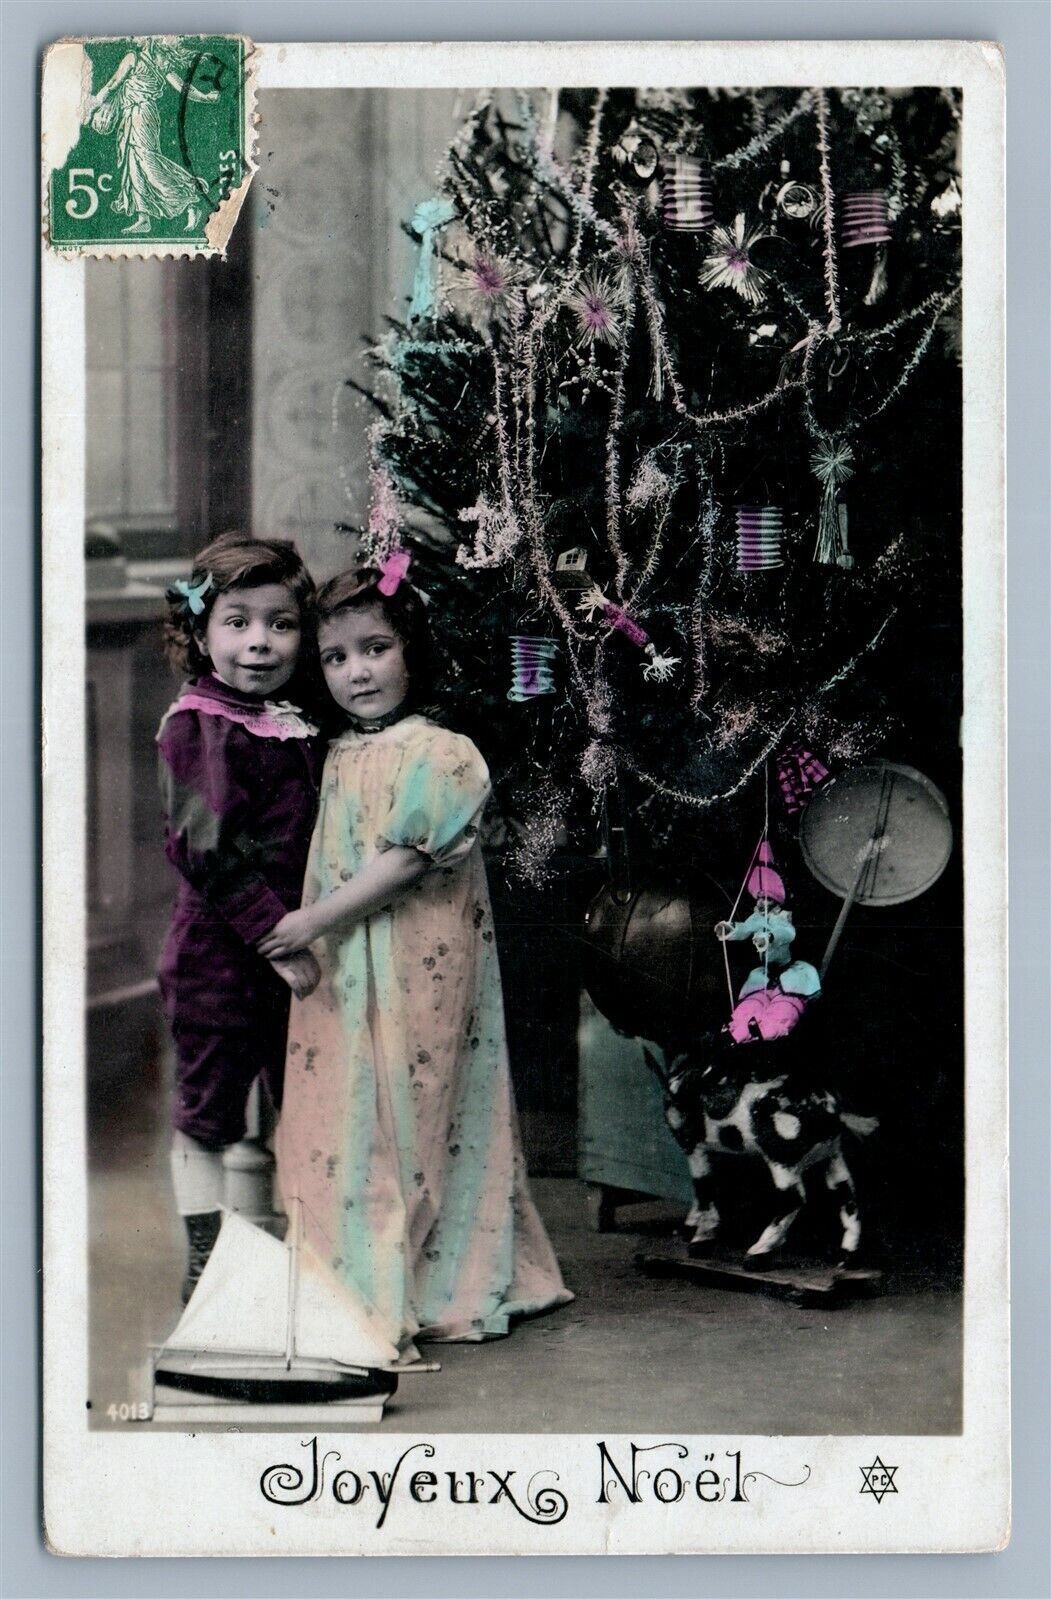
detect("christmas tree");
top-left (353, 86), bottom-right (962, 886)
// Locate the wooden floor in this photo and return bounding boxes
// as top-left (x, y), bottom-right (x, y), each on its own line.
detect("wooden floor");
top-left (87, 1015), bottom-right (963, 1438)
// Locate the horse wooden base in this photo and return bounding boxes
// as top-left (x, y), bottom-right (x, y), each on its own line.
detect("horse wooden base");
top-left (635, 1248), bottom-right (883, 1307)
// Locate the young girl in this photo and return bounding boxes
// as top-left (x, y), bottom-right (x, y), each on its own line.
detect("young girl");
top-left (157, 532), bottom-right (322, 1303)
top-left (261, 565), bottom-right (573, 1349)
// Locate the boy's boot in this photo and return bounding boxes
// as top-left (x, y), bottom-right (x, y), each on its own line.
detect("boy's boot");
top-left (181, 1210), bottom-right (223, 1305)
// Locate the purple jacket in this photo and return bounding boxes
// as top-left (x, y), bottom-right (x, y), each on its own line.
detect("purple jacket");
top-left (156, 674), bottom-right (322, 1030)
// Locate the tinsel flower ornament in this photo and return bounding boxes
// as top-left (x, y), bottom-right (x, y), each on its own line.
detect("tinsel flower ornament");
top-left (568, 271), bottom-right (624, 349)
top-left (444, 232), bottom-right (526, 331)
top-left (698, 213), bottom-right (771, 308)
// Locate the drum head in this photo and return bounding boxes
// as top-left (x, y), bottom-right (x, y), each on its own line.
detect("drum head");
top-left (799, 762), bottom-right (953, 906)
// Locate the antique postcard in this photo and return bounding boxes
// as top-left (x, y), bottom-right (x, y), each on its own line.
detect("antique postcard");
top-left (41, 38), bottom-right (1007, 1557)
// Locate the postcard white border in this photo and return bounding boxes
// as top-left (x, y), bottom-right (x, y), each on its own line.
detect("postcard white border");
top-left (42, 36), bottom-right (1007, 1558)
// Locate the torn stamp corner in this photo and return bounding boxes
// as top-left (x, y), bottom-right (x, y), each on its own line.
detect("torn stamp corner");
top-left (41, 33), bottom-right (258, 261)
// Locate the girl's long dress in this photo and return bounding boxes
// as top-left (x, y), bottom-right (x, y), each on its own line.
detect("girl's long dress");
top-left (110, 46), bottom-right (203, 221)
top-left (276, 716), bottom-right (573, 1347)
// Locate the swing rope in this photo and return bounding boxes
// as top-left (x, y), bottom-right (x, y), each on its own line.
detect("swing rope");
top-left (721, 764), bottom-right (771, 1012)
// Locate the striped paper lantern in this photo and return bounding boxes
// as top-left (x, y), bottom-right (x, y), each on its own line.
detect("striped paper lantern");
top-left (736, 505), bottom-right (784, 572)
top-left (840, 191), bottom-right (892, 248)
top-left (661, 155), bottom-right (715, 232)
top-left (508, 636), bottom-right (559, 702)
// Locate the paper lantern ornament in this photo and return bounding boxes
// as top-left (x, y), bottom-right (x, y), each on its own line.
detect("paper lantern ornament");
top-left (736, 505), bottom-right (784, 572)
top-left (661, 155), bottom-right (715, 232)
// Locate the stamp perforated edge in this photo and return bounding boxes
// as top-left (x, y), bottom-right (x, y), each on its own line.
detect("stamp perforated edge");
top-left (40, 33), bottom-right (258, 261)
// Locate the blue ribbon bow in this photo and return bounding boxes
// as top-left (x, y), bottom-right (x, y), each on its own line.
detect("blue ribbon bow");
top-left (173, 572), bottom-right (214, 615)
top-left (409, 198), bottom-right (457, 322)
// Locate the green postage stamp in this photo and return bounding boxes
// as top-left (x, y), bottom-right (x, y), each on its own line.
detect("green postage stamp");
top-left (43, 35), bottom-right (255, 257)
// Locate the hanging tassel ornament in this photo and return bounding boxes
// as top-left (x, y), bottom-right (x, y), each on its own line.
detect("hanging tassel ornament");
top-left (810, 435), bottom-right (855, 565)
top-left (864, 242), bottom-right (890, 305)
top-left (736, 504), bottom-right (784, 572)
top-left (508, 636), bottom-right (559, 702)
top-left (776, 743), bottom-right (831, 815)
top-left (661, 154), bottom-right (715, 232)
top-left (577, 586), bottom-right (680, 682)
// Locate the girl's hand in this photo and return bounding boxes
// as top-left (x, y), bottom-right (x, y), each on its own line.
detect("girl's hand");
top-left (258, 907), bottom-right (320, 959)
top-left (267, 949), bottom-right (321, 998)
top-left (714, 920), bottom-right (733, 942)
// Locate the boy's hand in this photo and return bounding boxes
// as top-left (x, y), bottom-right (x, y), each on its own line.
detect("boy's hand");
top-left (258, 908), bottom-right (320, 959)
top-left (267, 949), bottom-right (321, 999)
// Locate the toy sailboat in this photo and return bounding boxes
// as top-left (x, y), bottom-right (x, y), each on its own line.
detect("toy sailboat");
top-left (145, 1202), bottom-right (421, 1424)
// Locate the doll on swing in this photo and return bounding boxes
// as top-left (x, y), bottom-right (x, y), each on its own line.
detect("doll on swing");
top-left (714, 841), bottom-right (822, 1045)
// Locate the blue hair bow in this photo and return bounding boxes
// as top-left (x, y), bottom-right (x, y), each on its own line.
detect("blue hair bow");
top-left (172, 572), bottom-right (214, 616)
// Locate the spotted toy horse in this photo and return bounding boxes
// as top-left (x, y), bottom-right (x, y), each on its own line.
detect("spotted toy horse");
top-left (643, 1024), bottom-right (877, 1268)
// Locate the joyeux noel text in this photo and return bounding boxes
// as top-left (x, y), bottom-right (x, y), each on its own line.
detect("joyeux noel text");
top-left (258, 1437), bottom-right (779, 1528)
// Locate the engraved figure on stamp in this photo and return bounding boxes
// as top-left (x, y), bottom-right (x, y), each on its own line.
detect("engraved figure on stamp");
top-left (82, 39), bottom-right (218, 234)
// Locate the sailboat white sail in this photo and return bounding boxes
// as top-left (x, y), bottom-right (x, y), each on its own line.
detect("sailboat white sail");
top-left (155, 1209), bottom-right (401, 1384)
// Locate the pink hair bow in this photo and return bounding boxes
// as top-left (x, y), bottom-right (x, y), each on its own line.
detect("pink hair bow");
top-left (377, 548), bottom-right (411, 596)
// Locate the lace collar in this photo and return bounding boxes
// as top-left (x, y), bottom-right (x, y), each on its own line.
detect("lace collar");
top-left (158, 675), bottom-right (319, 742)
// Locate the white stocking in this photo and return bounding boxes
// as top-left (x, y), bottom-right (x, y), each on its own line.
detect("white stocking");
top-left (170, 1130), bottom-right (224, 1216)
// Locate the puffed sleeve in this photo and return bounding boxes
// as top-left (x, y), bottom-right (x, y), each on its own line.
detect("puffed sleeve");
top-left (377, 729), bottom-right (490, 866)
top-left (157, 708), bottom-right (290, 943)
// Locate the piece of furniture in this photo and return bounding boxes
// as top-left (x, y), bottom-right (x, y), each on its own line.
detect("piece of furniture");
top-left (87, 573), bottom-right (168, 1003)
top-left (577, 996), bottom-right (692, 1229)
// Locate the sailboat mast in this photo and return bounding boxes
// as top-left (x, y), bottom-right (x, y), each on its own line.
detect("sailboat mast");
top-left (284, 1196), bottom-right (301, 1371)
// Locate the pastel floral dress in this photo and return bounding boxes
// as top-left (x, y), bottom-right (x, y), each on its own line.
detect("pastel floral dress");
top-left (276, 716), bottom-right (573, 1349)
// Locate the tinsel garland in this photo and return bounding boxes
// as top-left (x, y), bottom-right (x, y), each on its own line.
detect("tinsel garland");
top-left (625, 447), bottom-right (692, 605)
top-left (712, 91), bottom-right (813, 172)
top-left (857, 293), bottom-right (960, 424)
top-left (604, 282), bottom-right (637, 593)
top-left (361, 85), bottom-right (958, 855)
top-left (813, 88), bottom-right (843, 334)
top-left (573, 89), bottom-right (608, 243)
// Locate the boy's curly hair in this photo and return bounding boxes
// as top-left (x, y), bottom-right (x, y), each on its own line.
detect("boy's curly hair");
top-left (315, 566), bottom-right (433, 703)
top-left (164, 532), bottom-right (316, 678)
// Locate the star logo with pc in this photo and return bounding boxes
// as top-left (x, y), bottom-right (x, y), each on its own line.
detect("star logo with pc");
top-left (859, 1456), bottom-right (899, 1504)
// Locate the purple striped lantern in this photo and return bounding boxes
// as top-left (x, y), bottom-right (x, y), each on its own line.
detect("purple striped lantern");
top-left (840, 191), bottom-right (892, 248)
top-left (661, 155), bottom-right (715, 232)
top-left (508, 636), bottom-right (559, 702)
top-left (736, 505), bottom-right (784, 572)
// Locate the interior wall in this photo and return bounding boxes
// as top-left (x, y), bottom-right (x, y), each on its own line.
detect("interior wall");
top-left (250, 87), bottom-right (463, 579)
